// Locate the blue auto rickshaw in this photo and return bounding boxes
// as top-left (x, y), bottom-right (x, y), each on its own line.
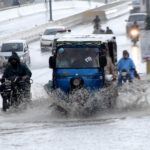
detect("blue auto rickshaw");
top-left (45, 34), bottom-right (117, 114)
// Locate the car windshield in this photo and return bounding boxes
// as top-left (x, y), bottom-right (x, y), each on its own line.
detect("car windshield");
top-left (44, 28), bottom-right (66, 35)
top-left (128, 15), bottom-right (146, 22)
top-left (44, 29), bottom-right (57, 35)
top-left (1, 43), bottom-right (23, 52)
top-left (56, 47), bottom-right (100, 69)
top-left (132, 0), bottom-right (140, 5)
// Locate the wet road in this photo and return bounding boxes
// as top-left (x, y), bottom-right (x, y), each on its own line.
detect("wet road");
top-left (0, 10), bottom-right (150, 150)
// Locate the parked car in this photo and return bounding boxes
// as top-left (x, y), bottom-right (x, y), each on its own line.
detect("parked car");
top-left (126, 13), bottom-right (147, 34)
top-left (0, 40), bottom-right (30, 69)
top-left (40, 26), bottom-right (70, 52)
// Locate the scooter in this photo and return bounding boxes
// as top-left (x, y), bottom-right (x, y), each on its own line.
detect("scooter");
top-left (121, 69), bottom-right (131, 83)
top-left (118, 69), bottom-right (135, 87)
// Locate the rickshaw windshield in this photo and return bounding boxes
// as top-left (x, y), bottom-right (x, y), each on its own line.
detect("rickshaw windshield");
top-left (56, 47), bottom-right (100, 69)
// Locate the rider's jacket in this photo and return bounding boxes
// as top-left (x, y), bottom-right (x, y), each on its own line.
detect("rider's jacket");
top-left (2, 53), bottom-right (32, 80)
top-left (118, 57), bottom-right (135, 79)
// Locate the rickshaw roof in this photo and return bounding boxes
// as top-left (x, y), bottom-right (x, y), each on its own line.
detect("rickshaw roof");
top-left (57, 34), bottom-right (116, 43)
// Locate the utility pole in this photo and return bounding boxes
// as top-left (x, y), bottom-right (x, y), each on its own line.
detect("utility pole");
top-left (144, 0), bottom-right (150, 73)
top-left (146, 0), bottom-right (150, 15)
top-left (146, 0), bottom-right (150, 30)
top-left (105, 0), bottom-right (108, 4)
top-left (49, 0), bottom-right (52, 21)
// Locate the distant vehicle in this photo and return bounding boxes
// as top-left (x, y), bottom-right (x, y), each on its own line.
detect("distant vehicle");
top-left (130, 0), bottom-right (140, 13)
top-left (40, 26), bottom-right (70, 52)
top-left (12, 0), bottom-right (20, 6)
top-left (0, 40), bottom-right (30, 69)
top-left (129, 27), bottom-right (139, 45)
top-left (126, 13), bottom-right (147, 34)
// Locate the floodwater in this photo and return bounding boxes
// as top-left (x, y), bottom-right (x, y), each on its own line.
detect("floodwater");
top-left (0, 1), bottom-right (150, 149)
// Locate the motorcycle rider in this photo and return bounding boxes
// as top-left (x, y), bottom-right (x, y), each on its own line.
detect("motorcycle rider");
top-left (93, 15), bottom-right (101, 28)
top-left (105, 26), bottom-right (113, 34)
top-left (13, 0), bottom-right (20, 6)
top-left (118, 50), bottom-right (136, 86)
top-left (92, 15), bottom-right (106, 34)
top-left (1, 52), bottom-right (32, 105)
top-left (131, 21), bottom-right (139, 29)
top-left (93, 16), bottom-right (101, 33)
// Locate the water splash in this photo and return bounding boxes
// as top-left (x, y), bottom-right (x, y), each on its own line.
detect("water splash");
top-left (116, 75), bottom-right (150, 110)
top-left (48, 84), bottom-right (118, 117)
top-left (47, 75), bottom-right (150, 117)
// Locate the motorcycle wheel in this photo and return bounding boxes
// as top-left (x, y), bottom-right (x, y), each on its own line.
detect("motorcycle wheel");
top-left (2, 98), bottom-right (10, 111)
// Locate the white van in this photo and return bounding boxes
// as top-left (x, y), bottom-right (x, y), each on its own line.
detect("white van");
top-left (132, 0), bottom-right (140, 9)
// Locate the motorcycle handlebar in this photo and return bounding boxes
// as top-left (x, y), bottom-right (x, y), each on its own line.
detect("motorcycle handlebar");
top-left (1, 76), bottom-right (33, 84)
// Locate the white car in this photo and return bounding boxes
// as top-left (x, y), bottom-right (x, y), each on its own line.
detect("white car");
top-left (0, 40), bottom-right (30, 68)
top-left (126, 13), bottom-right (147, 33)
top-left (40, 26), bottom-right (69, 52)
top-left (129, 0), bottom-right (140, 13)
top-left (132, 0), bottom-right (140, 9)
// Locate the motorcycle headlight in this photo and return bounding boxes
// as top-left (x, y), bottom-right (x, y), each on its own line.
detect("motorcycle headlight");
top-left (130, 28), bottom-right (139, 38)
top-left (72, 78), bottom-right (81, 87)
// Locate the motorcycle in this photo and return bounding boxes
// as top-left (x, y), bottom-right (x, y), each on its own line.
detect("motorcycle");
top-left (118, 69), bottom-right (134, 87)
top-left (121, 69), bottom-right (131, 83)
top-left (129, 27), bottom-right (139, 45)
top-left (0, 77), bottom-right (32, 112)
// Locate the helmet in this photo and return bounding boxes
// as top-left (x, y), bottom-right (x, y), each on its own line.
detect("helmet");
top-left (123, 50), bottom-right (129, 56)
top-left (123, 50), bottom-right (129, 59)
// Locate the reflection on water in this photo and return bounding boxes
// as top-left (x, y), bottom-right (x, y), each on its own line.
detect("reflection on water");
top-left (131, 45), bottom-right (146, 73)
top-left (131, 45), bottom-right (138, 70)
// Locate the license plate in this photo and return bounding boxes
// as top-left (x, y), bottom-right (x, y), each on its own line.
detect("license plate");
top-left (122, 72), bottom-right (127, 76)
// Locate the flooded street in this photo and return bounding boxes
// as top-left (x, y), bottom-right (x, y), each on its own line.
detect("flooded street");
top-left (0, 1), bottom-right (150, 149)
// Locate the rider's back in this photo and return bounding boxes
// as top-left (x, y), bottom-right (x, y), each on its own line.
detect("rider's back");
top-left (3, 62), bottom-right (32, 79)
